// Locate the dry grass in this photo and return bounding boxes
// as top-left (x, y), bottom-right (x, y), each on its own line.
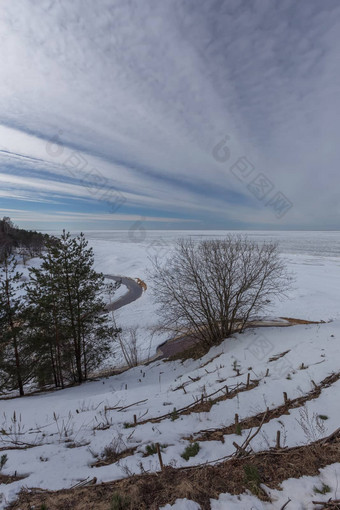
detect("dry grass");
top-left (91, 446), bottom-right (137, 468)
top-left (8, 432), bottom-right (340, 510)
top-left (190, 371), bottom-right (340, 443)
top-left (134, 378), bottom-right (259, 426)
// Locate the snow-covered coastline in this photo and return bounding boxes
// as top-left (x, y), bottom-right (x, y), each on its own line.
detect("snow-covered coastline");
top-left (1, 230), bottom-right (340, 509)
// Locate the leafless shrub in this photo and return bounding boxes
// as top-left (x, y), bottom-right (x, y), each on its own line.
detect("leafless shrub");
top-left (53, 411), bottom-right (74, 440)
top-left (102, 431), bottom-right (126, 462)
top-left (296, 405), bottom-right (326, 443)
top-left (150, 236), bottom-right (292, 348)
top-left (93, 407), bottom-right (112, 430)
top-left (116, 326), bottom-right (140, 368)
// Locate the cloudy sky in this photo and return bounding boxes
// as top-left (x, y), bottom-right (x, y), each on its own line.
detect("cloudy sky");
top-left (0, 0), bottom-right (339, 231)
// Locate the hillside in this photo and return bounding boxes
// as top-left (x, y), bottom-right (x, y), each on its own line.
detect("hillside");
top-left (0, 217), bottom-right (50, 261)
top-left (1, 231), bottom-right (340, 509)
top-left (2, 317), bottom-right (340, 509)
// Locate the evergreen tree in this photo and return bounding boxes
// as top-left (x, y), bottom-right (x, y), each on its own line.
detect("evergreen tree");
top-left (27, 232), bottom-right (116, 385)
top-left (0, 254), bottom-right (29, 395)
top-left (56, 231), bottom-right (115, 382)
top-left (26, 239), bottom-right (66, 388)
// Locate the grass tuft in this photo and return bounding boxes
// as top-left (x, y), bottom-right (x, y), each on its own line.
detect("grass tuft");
top-left (170, 408), bottom-right (179, 421)
top-left (111, 492), bottom-right (130, 510)
top-left (313, 483), bottom-right (331, 494)
top-left (0, 454), bottom-right (8, 471)
top-left (235, 423), bottom-right (242, 436)
top-left (181, 442), bottom-right (200, 461)
top-left (243, 464), bottom-right (262, 496)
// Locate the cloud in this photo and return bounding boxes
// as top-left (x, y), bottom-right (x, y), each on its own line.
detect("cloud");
top-left (0, 0), bottom-right (339, 229)
top-left (0, 208), bottom-right (197, 224)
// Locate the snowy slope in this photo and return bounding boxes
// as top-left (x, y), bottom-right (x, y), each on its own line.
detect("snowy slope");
top-left (1, 230), bottom-right (340, 509)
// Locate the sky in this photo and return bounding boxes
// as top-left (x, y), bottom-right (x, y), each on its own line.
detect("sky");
top-left (0, 0), bottom-right (339, 231)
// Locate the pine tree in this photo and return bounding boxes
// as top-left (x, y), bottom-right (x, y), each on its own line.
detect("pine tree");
top-left (26, 231), bottom-right (116, 385)
top-left (0, 254), bottom-right (28, 395)
top-left (56, 231), bottom-right (115, 382)
top-left (26, 239), bottom-right (66, 388)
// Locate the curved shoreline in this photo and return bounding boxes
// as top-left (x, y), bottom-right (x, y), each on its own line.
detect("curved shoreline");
top-left (104, 275), bottom-right (143, 311)
top-left (154, 317), bottom-right (323, 360)
top-left (102, 276), bottom-right (323, 364)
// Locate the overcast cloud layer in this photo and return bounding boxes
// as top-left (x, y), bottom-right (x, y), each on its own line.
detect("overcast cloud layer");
top-left (0, 0), bottom-right (339, 230)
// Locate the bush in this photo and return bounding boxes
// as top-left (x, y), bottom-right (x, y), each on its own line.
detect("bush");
top-left (144, 443), bottom-right (167, 456)
top-left (145, 443), bottom-right (158, 456)
top-left (151, 237), bottom-right (292, 347)
top-left (181, 442), bottom-right (200, 461)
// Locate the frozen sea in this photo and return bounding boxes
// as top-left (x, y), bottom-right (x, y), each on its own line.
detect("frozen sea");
top-left (81, 229), bottom-right (340, 258)
top-left (2, 230), bottom-right (340, 510)
top-left (62, 229), bottom-right (340, 362)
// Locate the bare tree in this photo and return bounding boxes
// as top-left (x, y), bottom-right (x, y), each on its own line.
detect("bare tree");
top-left (117, 326), bottom-right (139, 368)
top-left (150, 236), bottom-right (292, 347)
top-left (109, 312), bottom-right (139, 368)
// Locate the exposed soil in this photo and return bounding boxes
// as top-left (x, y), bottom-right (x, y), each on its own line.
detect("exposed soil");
top-left (158, 317), bottom-right (322, 361)
top-left (0, 473), bottom-right (26, 484)
top-left (8, 430), bottom-right (340, 510)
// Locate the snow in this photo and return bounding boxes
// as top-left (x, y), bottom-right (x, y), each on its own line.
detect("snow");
top-left (161, 500), bottom-right (201, 510)
top-left (210, 463), bottom-right (340, 509)
top-left (87, 230), bottom-right (340, 361)
top-left (1, 230), bottom-right (340, 509)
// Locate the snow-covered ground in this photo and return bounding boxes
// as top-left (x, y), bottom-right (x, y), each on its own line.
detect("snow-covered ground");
top-left (1, 230), bottom-right (340, 509)
top-left (88, 230), bottom-right (340, 361)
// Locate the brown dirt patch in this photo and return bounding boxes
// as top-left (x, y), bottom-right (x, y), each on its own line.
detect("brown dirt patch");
top-left (161, 317), bottom-right (322, 363)
top-left (0, 473), bottom-right (27, 484)
top-left (280, 317), bottom-right (323, 325)
top-left (164, 337), bottom-right (211, 362)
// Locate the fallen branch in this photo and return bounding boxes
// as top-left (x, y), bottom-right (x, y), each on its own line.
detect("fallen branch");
top-left (233, 411), bottom-right (268, 457)
top-left (105, 398), bottom-right (148, 412)
top-left (312, 500), bottom-right (340, 508)
top-left (280, 498), bottom-right (291, 509)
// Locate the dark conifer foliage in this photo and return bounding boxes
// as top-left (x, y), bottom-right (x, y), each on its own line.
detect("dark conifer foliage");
top-left (0, 255), bottom-right (30, 395)
top-left (0, 227), bottom-right (119, 396)
top-left (0, 217), bottom-right (49, 263)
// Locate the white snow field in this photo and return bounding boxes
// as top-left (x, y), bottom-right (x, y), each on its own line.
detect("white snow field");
top-left (1, 230), bottom-right (340, 509)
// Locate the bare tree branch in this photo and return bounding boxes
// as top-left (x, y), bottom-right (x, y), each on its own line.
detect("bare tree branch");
top-left (150, 236), bottom-right (292, 348)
